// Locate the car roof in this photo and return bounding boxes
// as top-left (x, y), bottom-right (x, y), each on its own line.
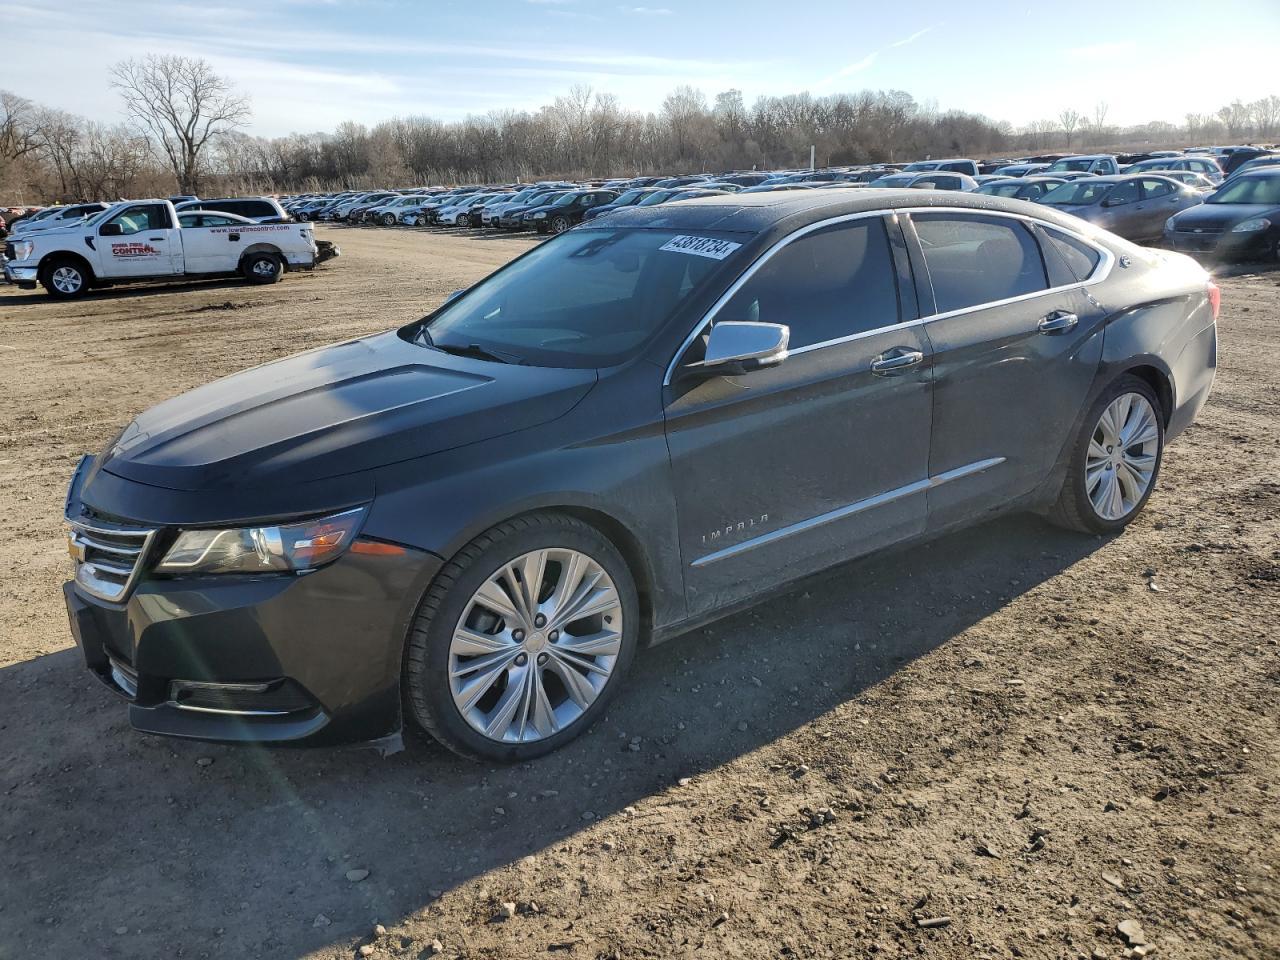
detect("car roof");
top-left (596, 187), bottom-right (1101, 236)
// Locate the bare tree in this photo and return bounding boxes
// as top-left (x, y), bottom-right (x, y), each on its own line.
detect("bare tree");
top-left (110, 55), bottom-right (250, 194)
top-left (1058, 108), bottom-right (1082, 149)
top-left (1, 91), bottom-right (42, 177)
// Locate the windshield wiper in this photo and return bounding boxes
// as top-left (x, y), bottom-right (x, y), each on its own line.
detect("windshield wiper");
top-left (424, 334), bottom-right (524, 365)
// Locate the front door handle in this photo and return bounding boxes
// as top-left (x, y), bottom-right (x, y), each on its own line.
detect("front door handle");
top-left (1038, 311), bottom-right (1079, 334)
top-left (870, 348), bottom-right (924, 375)
top-left (147, 236), bottom-right (164, 241)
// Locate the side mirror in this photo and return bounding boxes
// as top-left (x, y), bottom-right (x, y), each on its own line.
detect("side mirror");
top-left (99, 223), bottom-right (123, 236)
top-left (695, 321), bottom-right (790, 374)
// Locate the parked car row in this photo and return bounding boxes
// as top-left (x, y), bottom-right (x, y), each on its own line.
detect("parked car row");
top-left (260, 141), bottom-right (1280, 258)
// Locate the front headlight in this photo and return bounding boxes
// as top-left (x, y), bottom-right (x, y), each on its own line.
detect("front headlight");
top-left (155, 507), bottom-right (367, 575)
top-left (1231, 218), bottom-right (1271, 233)
top-left (10, 240), bottom-right (34, 261)
top-left (533, 211), bottom-right (547, 219)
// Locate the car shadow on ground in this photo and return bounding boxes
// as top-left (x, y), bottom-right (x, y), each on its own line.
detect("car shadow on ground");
top-left (0, 512), bottom-right (1105, 958)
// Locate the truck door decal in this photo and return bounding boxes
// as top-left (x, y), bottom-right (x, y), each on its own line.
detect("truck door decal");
top-left (111, 242), bottom-right (162, 258)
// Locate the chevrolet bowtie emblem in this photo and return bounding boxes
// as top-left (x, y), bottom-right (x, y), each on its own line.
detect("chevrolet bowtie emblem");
top-left (67, 532), bottom-right (87, 563)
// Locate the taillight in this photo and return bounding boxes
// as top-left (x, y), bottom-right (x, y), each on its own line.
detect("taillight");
top-left (1207, 280), bottom-right (1221, 321)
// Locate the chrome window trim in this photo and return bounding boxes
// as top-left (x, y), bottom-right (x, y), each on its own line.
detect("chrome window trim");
top-left (662, 205), bottom-right (1114, 385)
top-left (691, 456), bottom-right (1006, 568)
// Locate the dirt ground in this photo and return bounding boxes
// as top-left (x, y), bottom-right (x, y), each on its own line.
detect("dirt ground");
top-left (0, 225), bottom-right (1276, 960)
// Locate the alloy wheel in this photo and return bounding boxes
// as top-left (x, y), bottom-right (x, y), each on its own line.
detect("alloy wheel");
top-left (448, 548), bottom-right (623, 743)
top-left (1084, 392), bottom-right (1159, 521)
top-left (250, 258), bottom-right (277, 277)
top-left (51, 266), bottom-right (83, 294)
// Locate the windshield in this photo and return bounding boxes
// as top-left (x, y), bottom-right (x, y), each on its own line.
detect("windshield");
top-left (637, 191), bottom-right (676, 205)
top-left (871, 175), bottom-right (914, 187)
top-left (903, 161), bottom-right (939, 171)
top-left (1047, 158), bottom-right (1095, 172)
top-left (419, 227), bottom-right (748, 368)
top-left (551, 193), bottom-right (578, 207)
top-left (1039, 181), bottom-right (1113, 205)
top-left (1207, 176), bottom-right (1280, 205)
top-left (614, 189), bottom-right (644, 205)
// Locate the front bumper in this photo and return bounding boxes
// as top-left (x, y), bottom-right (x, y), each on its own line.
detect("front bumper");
top-left (1164, 227), bottom-right (1272, 259)
top-left (3, 260), bottom-right (38, 287)
top-left (64, 533), bottom-right (441, 747)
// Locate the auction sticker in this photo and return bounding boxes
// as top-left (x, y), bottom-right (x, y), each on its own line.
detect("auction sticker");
top-left (659, 235), bottom-right (742, 260)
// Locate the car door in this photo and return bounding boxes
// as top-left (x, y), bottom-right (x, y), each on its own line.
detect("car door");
top-left (902, 211), bottom-right (1107, 528)
top-left (662, 214), bottom-right (934, 615)
top-left (96, 203), bottom-right (181, 278)
top-left (1097, 179), bottom-right (1142, 238)
top-left (178, 214), bottom-right (244, 273)
top-left (1136, 177), bottom-right (1187, 242)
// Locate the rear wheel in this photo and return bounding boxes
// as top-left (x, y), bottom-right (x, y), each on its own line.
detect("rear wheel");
top-left (1049, 374), bottom-right (1164, 534)
top-left (242, 252), bottom-right (283, 285)
top-left (42, 257), bottom-right (89, 298)
top-left (404, 513), bottom-right (639, 762)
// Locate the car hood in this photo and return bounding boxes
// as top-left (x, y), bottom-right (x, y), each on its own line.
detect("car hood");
top-left (98, 330), bottom-right (597, 493)
top-left (1171, 202), bottom-right (1278, 231)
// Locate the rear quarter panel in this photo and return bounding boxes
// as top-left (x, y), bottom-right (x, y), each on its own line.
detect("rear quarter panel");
top-left (1093, 246), bottom-right (1216, 441)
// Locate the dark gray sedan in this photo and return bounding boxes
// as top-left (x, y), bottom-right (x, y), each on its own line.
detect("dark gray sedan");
top-left (62, 190), bottom-right (1218, 761)
top-left (1036, 174), bottom-right (1203, 243)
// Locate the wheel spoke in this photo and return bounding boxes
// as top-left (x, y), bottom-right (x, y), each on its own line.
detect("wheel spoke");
top-left (526, 668), bottom-right (559, 738)
top-left (483, 665), bottom-right (530, 740)
top-left (553, 629), bottom-right (622, 658)
top-left (473, 576), bottom-right (523, 624)
top-left (550, 646), bottom-right (612, 678)
top-left (452, 626), bottom-right (513, 656)
top-left (546, 655), bottom-right (598, 708)
top-left (514, 550), bottom-right (548, 619)
top-left (454, 652), bottom-right (517, 712)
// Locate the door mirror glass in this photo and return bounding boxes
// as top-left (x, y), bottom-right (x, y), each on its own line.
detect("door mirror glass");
top-left (698, 321), bottom-right (789, 372)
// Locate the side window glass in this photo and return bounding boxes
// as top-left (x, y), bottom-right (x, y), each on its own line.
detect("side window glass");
top-left (1108, 181), bottom-right (1140, 205)
top-left (104, 205), bottom-right (163, 235)
top-left (717, 218), bottom-right (898, 349)
top-left (1140, 178), bottom-right (1174, 200)
top-left (912, 214), bottom-right (1049, 313)
top-left (1040, 227), bottom-right (1102, 284)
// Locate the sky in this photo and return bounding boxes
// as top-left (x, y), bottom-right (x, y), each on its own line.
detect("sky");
top-left (4, 0), bottom-right (1278, 139)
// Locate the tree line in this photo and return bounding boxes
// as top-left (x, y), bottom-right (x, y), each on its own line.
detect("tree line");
top-left (2, 56), bottom-right (1278, 202)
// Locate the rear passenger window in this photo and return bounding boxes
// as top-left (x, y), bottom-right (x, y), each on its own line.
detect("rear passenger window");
top-left (1140, 178), bottom-right (1174, 199)
top-left (1040, 228), bottom-right (1102, 284)
top-left (912, 214), bottom-right (1048, 313)
top-left (718, 218), bottom-right (898, 348)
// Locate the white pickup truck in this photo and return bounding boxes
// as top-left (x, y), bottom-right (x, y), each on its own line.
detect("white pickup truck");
top-left (3, 198), bottom-right (334, 298)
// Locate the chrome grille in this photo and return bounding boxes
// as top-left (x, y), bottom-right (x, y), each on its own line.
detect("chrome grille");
top-left (3, 242), bottom-right (14, 261)
top-left (68, 518), bottom-right (156, 602)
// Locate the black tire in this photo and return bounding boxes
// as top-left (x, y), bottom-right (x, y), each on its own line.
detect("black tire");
top-left (296, 211), bottom-right (309, 222)
top-left (551, 215), bottom-right (570, 234)
top-left (1048, 374), bottom-right (1165, 535)
top-left (241, 252), bottom-right (283, 285)
top-left (381, 213), bottom-right (395, 226)
top-left (41, 256), bottom-right (90, 299)
top-left (403, 512), bottom-right (640, 762)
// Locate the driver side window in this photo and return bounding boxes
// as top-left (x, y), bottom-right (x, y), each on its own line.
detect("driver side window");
top-left (104, 204), bottom-right (169, 235)
top-left (1108, 181), bottom-right (1140, 205)
top-left (715, 218), bottom-right (899, 349)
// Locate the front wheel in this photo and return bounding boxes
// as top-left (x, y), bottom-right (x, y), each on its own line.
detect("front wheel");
top-left (1049, 374), bottom-right (1164, 534)
top-left (241, 252), bottom-right (283, 285)
top-left (403, 513), bottom-right (639, 762)
top-left (42, 257), bottom-right (90, 298)
top-left (551, 215), bottom-right (570, 234)
top-left (381, 213), bottom-right (395, 226)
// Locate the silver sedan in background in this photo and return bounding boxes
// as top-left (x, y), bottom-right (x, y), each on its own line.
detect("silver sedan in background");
top-left (1036, 174), bottom-right (1203, 243)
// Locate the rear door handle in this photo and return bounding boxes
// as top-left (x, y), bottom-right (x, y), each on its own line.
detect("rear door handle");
top-left (1038, 311), bottom-right (1079, 334)
top-left (870, 349), bottom-right (924, 375)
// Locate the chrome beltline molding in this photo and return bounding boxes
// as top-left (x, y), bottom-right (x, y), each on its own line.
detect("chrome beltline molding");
top-left (690, 456), bottom-right (1006, 568)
